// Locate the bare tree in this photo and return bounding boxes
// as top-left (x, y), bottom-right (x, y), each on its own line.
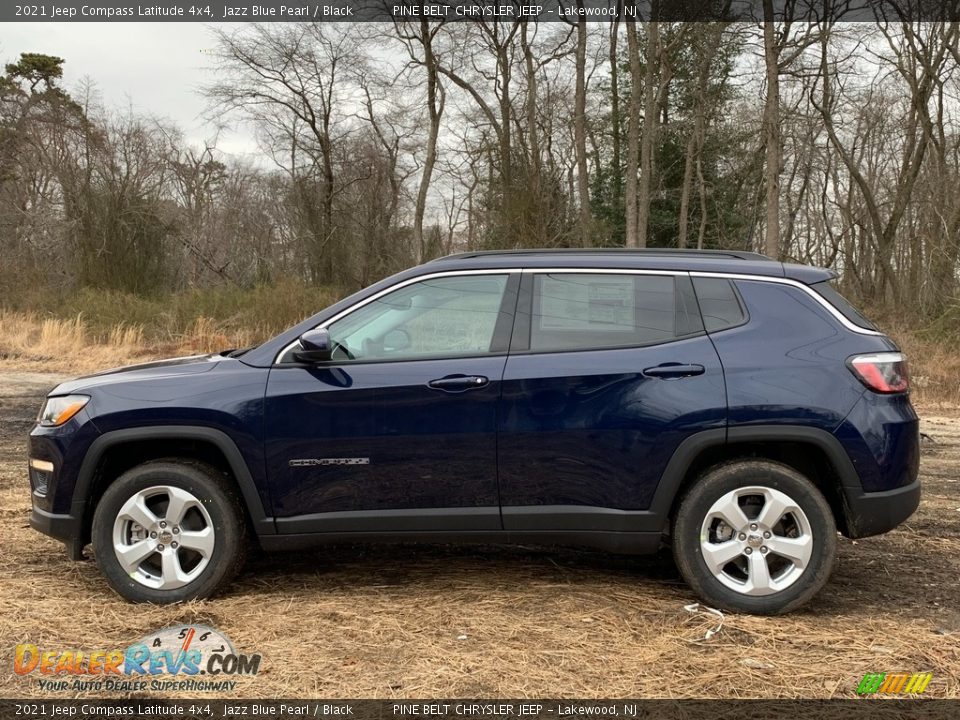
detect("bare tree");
top-left (394, 19), bottom-right (446, 261)
top-left (207, 23), bottom-right (363, 282)
top-left (574, 9), bottom-right (592, 247)
top-left (624, 13), bottom-right (642, 247)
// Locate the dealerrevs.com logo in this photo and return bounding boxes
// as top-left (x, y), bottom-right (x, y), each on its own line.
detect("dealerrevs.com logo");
top-left (14, 625), bottom-right (261, 692)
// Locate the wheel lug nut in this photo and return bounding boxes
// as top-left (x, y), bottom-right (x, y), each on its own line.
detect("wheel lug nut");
top-left (171, 542), bottom-right (178, 549)
top-left (150, 532), bottom-right (157, 539)
top-left (172, 527), bottom-right (180, 534)
top-left (763, 531), bottom-right (771, 539)
top-left (744, 547), bottom-right (753, 555)
top-left (750, 523), bottom-right (758, 530)
top-left (159, 521), bottom-right (167, 528)
top-left (738, 533), bottom-right (746, 541)
top-left (761, 546), bottom-right (768, 554)
top-left (157, 544), bottom-right (164, 551)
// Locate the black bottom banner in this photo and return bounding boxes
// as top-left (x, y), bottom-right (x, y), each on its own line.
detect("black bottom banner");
top-left (1, 699), bottom-right (957, 720)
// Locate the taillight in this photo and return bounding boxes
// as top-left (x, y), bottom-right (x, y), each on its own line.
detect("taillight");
top-left (848, 352), bottom-right (909, 393)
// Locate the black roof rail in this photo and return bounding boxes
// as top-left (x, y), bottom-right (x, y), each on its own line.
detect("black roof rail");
top-left (432, 248), bottom-right (775, 262)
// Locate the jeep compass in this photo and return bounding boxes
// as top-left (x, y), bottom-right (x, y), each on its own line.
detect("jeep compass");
top-left (28, 249), bottom-right (920, 614)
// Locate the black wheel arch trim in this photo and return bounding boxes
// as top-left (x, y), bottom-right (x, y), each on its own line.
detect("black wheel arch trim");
top-left (649, 423), bottom-right (865, 532)
top-left (75, 426), bottom-right (275, 537)
top-left (724, 425), bottom-right (862, 487)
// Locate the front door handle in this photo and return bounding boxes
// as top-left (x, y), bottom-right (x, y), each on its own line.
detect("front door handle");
top-left (427, 375), bottom-right (489, 392)
top-left (642, 363), bottom-right (705, 379)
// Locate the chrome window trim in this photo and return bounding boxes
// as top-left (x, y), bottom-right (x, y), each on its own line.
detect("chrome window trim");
top-left (274, 266), bottom-right (881, 364)
top-left (687, 271), bottom-right (884, 336)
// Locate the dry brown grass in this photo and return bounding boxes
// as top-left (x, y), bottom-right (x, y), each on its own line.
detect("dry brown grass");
top-left (0, 369), bottom-right (958, 700)
top-left (0, 312), bottom-right (149, 373)
top-left (891, 328), bottom-right (960, 406)
top-left (0, 312), bottom-right (266, 374)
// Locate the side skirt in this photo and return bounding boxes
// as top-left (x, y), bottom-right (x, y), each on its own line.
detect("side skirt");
top-left (259, 530), bottom-right (662, 555)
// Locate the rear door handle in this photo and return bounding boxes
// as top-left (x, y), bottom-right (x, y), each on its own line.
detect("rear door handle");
top-left (642, 363), bottom-right (705, 379)
top-left (427, 375), bottom-right (489, 392)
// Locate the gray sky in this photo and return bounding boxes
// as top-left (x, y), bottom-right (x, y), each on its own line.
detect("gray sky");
top-left (0, 23), bottom-right (259, 156)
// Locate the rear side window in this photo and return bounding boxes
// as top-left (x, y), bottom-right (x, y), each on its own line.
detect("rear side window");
top-left (693, 277), bottom-right (747, 332)
top-left (810, 280), bottom-right (878, 331)
top-left (528, 273), bottom-right (699, 352)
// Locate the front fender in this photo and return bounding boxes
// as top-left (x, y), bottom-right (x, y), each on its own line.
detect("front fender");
top-left (74, 426), bottom-right (274, 537)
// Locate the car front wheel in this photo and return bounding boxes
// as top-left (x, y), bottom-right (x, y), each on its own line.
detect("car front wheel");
top-left (672, 460), bottom-right (837, 615)
top-left (92, 460), bottom-right (247, 603)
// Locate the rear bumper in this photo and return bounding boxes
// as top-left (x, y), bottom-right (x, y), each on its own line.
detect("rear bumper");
top-left (840, 478), bottom-right (921, 539)
top-left (30, 505), bottom-right (85, 560)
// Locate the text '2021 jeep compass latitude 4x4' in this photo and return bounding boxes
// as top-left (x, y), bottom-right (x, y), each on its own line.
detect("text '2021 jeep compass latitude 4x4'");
top-left (28, 249), bottom-right (919, 614)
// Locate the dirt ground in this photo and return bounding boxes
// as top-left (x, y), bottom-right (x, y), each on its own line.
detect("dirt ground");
top-left (0, 370), bottom-right (958, 699)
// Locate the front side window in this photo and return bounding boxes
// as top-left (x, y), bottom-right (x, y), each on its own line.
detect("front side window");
top-left (323, 274), bottom-right (510, 362)
top-left (529, 273), bottom-right (689, 352)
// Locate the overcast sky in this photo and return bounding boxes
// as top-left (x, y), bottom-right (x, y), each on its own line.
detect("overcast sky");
top-left (0, 23), bottom-right (260, 156)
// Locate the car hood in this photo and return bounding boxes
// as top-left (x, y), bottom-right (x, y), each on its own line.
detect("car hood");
top-left (49, 354), bottom-right (222, 396)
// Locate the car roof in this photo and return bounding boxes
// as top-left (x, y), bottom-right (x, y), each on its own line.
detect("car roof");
top-left (428, 248), bottom-right (833, 283)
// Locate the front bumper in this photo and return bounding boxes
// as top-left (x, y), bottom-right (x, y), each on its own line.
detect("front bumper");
top-left (28, 409), bottom-right (101, 560)
top-left (30, 504), bottom-right (86, 559)
top-left (840, 478), bottom-right (921, 539)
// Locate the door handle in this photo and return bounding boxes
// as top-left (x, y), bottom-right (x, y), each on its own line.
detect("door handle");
top-left (642, 363), bottom-right (705, 379)
top-left (427, 375), bottom-right (489, 392)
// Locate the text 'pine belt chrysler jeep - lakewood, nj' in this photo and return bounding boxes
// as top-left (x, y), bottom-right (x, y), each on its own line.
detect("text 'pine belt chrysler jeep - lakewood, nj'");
top-left (28, 249), bottom-right (920, 614)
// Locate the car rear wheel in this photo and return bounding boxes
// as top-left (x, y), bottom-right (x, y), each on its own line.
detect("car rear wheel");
top-left (672, 460), bottom-right (836, 615)
top-left (92, 460), bottom-right (247, 603)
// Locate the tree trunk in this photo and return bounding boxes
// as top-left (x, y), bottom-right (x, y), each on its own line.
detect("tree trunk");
top-left (678, 24), bottom-right (723, 250)
top-left (678, 132), bottom-right (696, 249)
top-left (762, 0), bottom-right (781, 258)
top-left (497, 41), bottom-right (513, 193)
top-left (637, 21), bottom-right (660, 249)
top-left (575, 15), bottom-right (591, 248)
top-left (414, 19), bottom-right (443, 262)
top-left (609, 9), bottom-right (623, 224)
top-left (624, 17), bottom-right (641, 248)
top-left (521, 23), bottom-right (545, 246)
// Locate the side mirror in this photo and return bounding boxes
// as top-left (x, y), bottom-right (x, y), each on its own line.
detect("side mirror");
top-left (294, 328), bottom-right (334, 363)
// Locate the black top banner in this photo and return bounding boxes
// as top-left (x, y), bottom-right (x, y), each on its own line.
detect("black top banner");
top-left (7, 0), bottom-right (960, 22)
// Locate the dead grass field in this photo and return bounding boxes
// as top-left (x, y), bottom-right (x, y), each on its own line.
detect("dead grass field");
top-left (0, 370), bottom-right (958, 700)
top-left (0, 313), bottom-right (260, 374)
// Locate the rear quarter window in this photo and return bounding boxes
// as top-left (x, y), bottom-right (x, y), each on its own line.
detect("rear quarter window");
top-left (693, 277), bottom-right (747, 332)
top-left (810, 280), bottom-right (878, 331)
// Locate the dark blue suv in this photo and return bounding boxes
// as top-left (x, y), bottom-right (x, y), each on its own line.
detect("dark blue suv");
top-left (28, 249), bottom-right (920, 614)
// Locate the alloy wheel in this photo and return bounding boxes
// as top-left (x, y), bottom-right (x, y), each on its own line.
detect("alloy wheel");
top-left (699, 485), bottom-right (814, 596)
top-left (111, 485), bottom-right (215, 590)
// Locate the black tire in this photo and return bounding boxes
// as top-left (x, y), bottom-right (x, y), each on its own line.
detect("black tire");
top-left (672, 460), bottom-right (836, 615)
top-left (92, 459), bottom-right (247, 603)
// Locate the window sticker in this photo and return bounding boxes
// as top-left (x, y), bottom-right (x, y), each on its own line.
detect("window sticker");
top-left (539, 276), bottom-right (635, 331)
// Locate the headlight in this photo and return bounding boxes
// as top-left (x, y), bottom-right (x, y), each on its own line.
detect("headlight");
top-left (37, 395), bottom-right (90, 427)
